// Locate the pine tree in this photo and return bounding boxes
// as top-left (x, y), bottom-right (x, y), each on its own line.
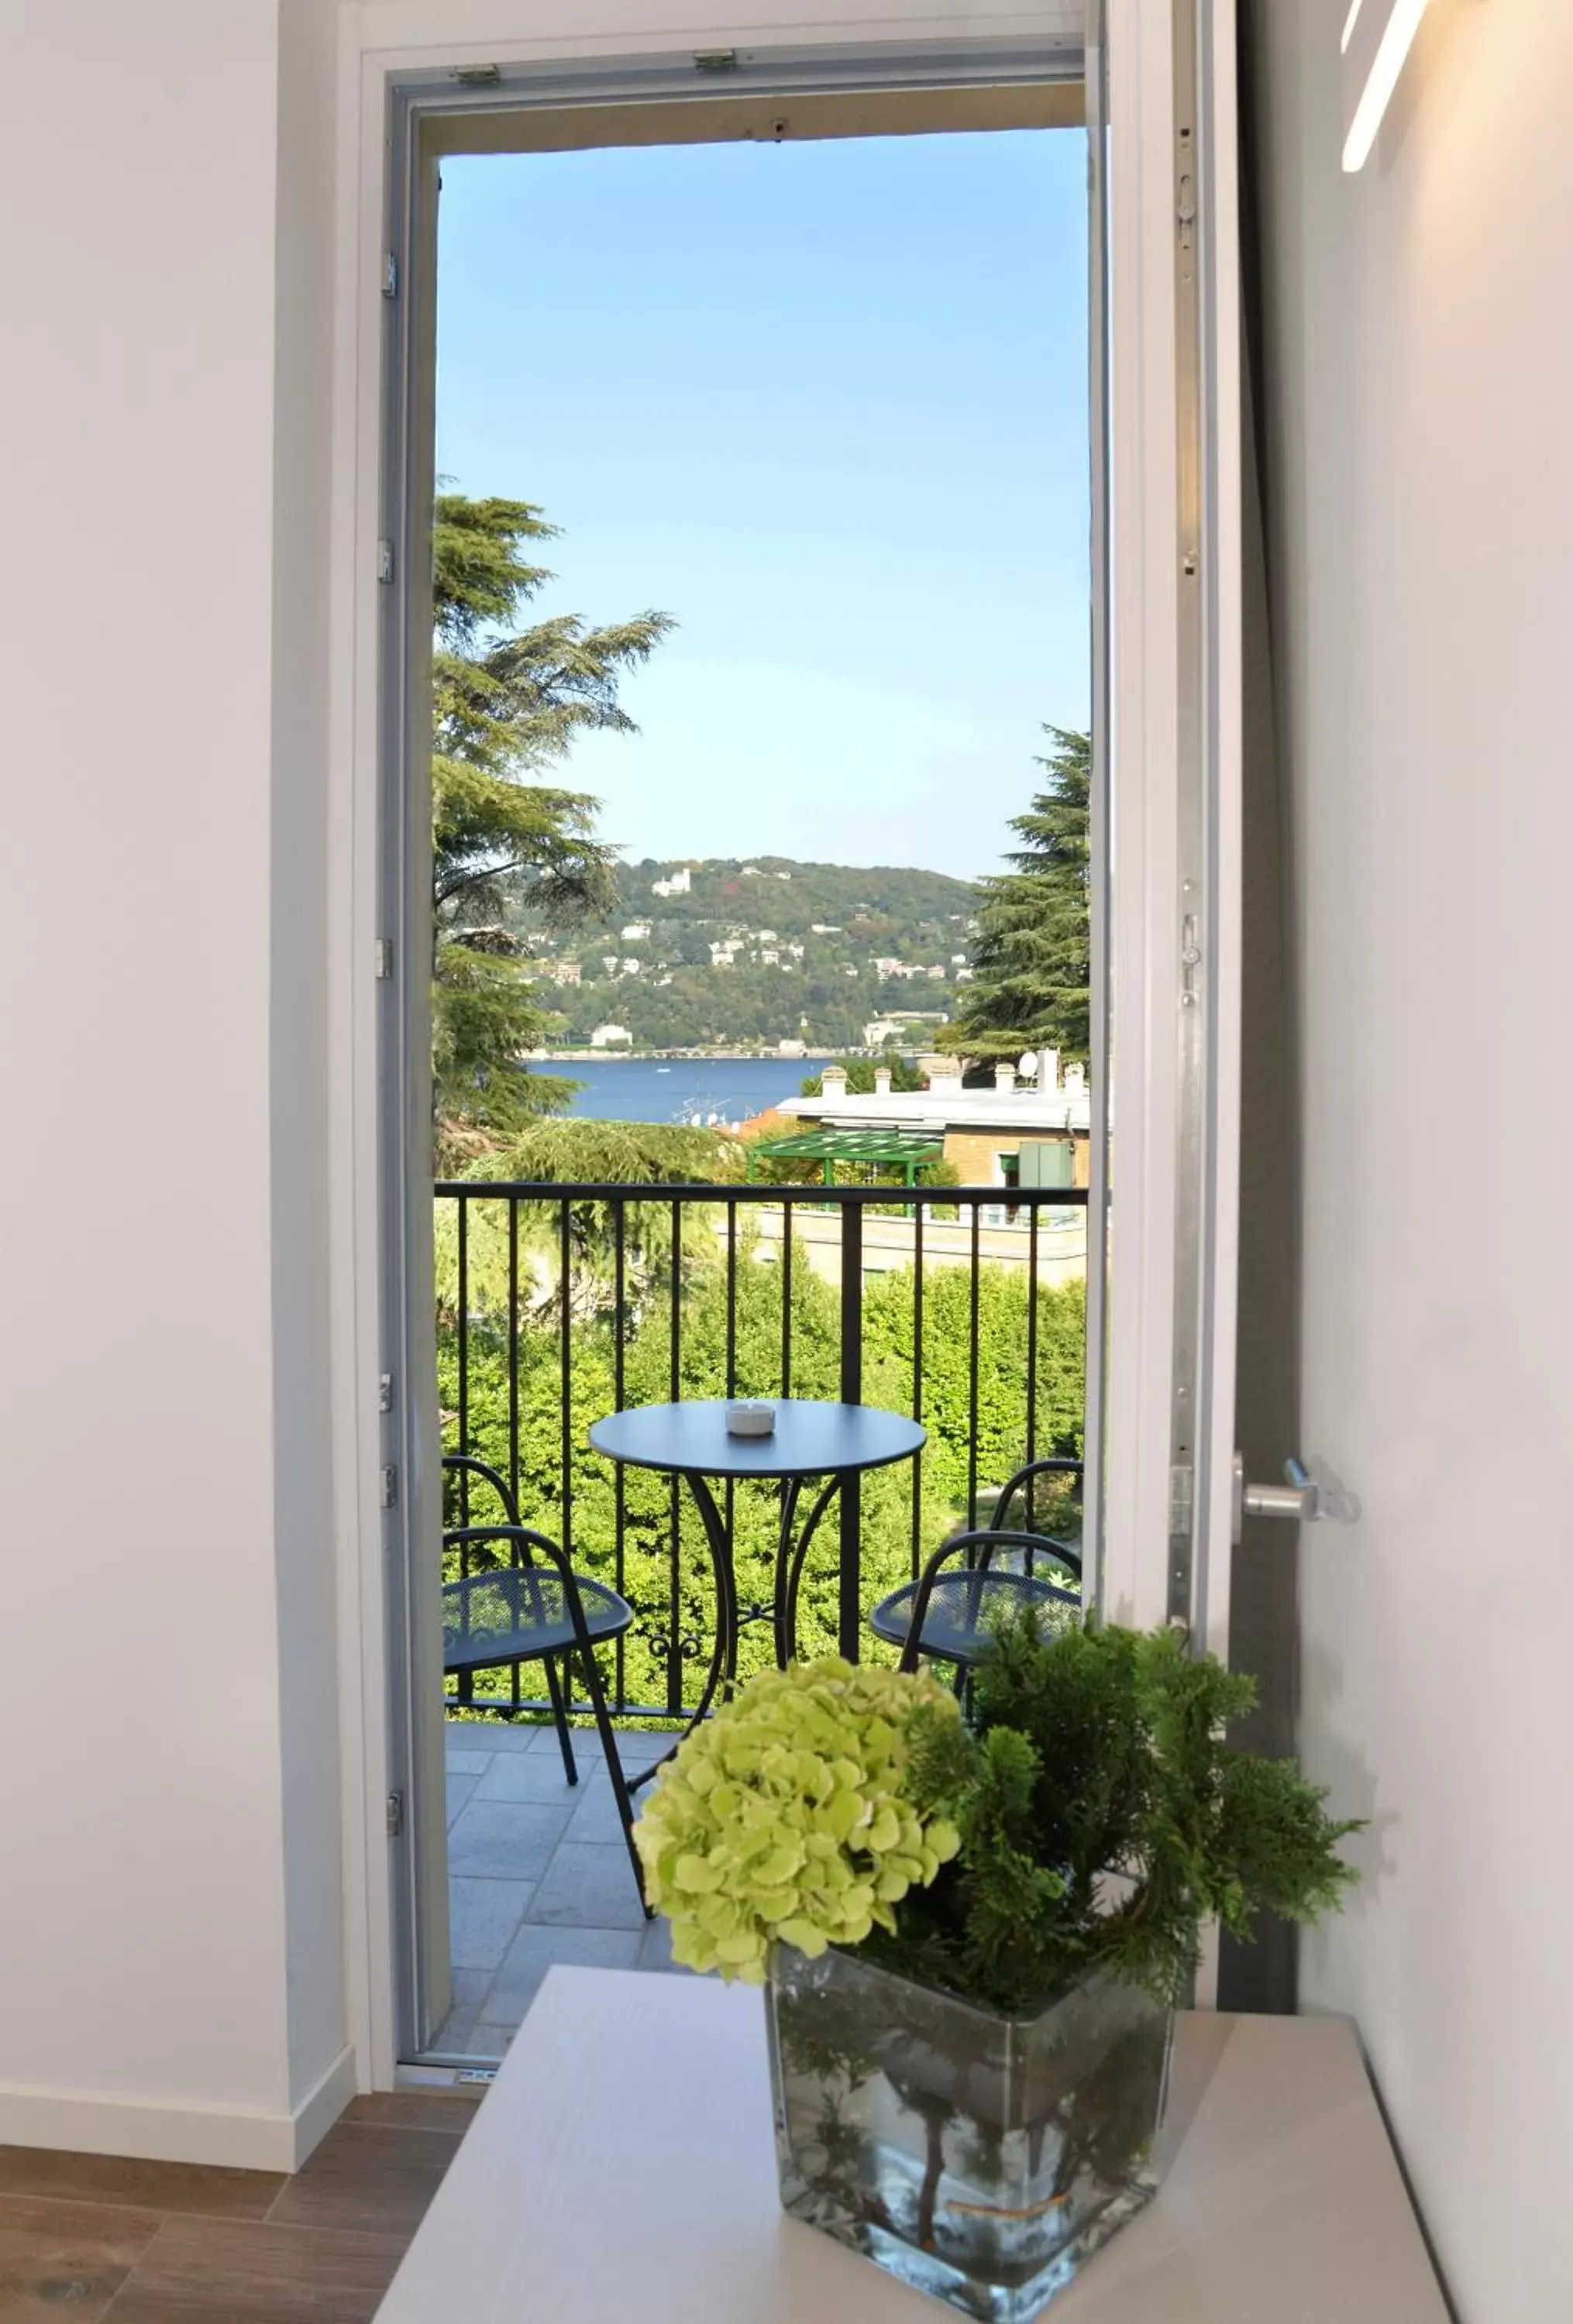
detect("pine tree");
top-left (943, 726), bottom-right (1091, 1067)
top-left (432, 493), bottom-right (673, 1143)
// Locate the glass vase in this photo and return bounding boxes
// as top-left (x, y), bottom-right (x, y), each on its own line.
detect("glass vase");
top-left (765, 1942), bottom-right (1172, 2322)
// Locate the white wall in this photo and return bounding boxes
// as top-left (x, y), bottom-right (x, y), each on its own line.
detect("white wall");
top-left (0, 0), bottom-right (348, 2165)
top-left (1251, 6), bottom-right (1573, 2317)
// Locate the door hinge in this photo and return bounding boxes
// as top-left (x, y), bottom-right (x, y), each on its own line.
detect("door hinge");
top-left (1168, 1462), bottom-right (1194, 1538)
top-left (377, 538), bottom-right (395, 584)
top-left (380, 1463), bottom-right (399, 1508)
top-left (382, 252), bottom-right (398, 298)
top-left (387, 1789), bottom-right (405, 1839)
top-left (374, 937), bottom-right (394, 981)
top-left (378, 1370), bottom-right (394, 1414)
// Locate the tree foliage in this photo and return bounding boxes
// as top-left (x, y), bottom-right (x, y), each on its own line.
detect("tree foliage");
top-left (432, 493), bottom-right (673, 1145)
top-left (941, 726), bottom-right (1091, 1067)
top-left (453, 1116), bottom-right (745, 1195)
top-left (434, 1120), bottom-right (744, 1317)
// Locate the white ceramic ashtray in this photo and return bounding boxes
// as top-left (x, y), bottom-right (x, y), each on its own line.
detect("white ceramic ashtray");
top-left (725, 1399), bottom-right (776, 1438)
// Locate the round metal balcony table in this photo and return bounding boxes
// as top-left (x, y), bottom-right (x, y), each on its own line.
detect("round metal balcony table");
top-left (588, 1397), bottom-right (925, 1745)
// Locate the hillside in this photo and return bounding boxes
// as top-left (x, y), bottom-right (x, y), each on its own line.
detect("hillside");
top-left (522, 854), bottom-right (979, 1053)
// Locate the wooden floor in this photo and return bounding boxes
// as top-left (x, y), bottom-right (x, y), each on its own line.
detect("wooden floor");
top-left (0, 2089), bottom-right (480, 2321)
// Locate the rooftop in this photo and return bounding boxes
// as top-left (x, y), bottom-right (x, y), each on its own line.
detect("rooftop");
top-left (783, 1047), bottom-right (1093, 1135)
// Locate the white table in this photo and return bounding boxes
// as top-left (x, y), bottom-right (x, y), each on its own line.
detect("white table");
top-left (377, 1968), bottom-right (1449, 2322)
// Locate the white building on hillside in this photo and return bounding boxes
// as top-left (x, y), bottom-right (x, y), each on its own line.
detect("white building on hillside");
top-left (862, 1011), bottom-right (946, 1045)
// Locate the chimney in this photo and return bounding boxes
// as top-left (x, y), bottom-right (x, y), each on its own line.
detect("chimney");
top-left (1064, 1061), bottom-right (1086, 1096)
top-left (924, 1062), bottom-right (964, 1098)
top-left (1037, 1047), bottom-right (1060, 1092)
top-left (873, 1067), bottom-right (893, 1097)
top-left (820, 1065), bottom-right (848, 1101)
top-left (994, 1063), bottom-right (1017, 1094)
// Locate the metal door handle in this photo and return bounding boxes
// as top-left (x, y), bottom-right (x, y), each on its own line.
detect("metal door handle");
top-left (1232, 1454), bottom-right (1359, 1541)
top-left (1244, 1456), bottom-right (1317, 1522)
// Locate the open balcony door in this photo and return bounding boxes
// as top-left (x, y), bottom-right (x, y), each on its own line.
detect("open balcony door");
top-left (1089, 0), bottom-right (1242, 1705)
top-left (363, 5), bottom-right (1239, 2061)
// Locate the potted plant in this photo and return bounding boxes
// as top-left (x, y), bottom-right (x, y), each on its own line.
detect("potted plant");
top-left (635, 1618), bottom-right (1361, 2323)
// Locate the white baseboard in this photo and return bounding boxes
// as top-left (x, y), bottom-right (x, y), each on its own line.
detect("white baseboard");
top-left (288, 2042), bottom-right (360, 2167)
top-left (0, 2043), bottom-right (359, 2173)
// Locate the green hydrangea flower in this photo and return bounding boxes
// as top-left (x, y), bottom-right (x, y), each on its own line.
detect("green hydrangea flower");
top-left (634, 1657), bottom-right (962, 1982)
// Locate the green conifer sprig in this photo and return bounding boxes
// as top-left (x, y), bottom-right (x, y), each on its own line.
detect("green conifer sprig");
top-left (872, 1614), bottom-right (1362, 2015)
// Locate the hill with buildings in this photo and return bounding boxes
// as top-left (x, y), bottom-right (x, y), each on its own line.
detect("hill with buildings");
top-left (522, 854), bottom-right (978, 1053)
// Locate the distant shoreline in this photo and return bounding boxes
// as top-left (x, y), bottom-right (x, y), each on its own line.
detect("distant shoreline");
top-left (531, 1047), bottom-right (839, 1065)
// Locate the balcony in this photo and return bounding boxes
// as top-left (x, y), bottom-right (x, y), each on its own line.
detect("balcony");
top-left (432, 1181), bottom-right (1087, 2055)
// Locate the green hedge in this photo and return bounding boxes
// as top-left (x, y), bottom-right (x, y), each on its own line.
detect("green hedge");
top-left (438, 1233), bottom-right (1084, 1721)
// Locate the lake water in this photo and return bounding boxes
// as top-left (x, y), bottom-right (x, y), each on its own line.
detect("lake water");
top-left (558, 1054), bottom-right (821, 1127)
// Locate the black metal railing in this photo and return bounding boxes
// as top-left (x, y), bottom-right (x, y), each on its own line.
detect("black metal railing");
top-left (434, 1180), bottom-right (1089, 1726)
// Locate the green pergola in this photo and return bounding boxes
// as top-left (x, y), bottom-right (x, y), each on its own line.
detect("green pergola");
top-left (745, 1126), bottom-right (945, 1187)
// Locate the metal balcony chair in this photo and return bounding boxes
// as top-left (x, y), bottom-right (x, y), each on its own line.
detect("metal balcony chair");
top-left (444, 1454), bottom-right (591, 1782)
top-left (869, 1528), bottom-right (1081, 1676)
top-left (444, 1506), bottom-right (648, 1911)
top-left (989, 1453), bottom-right (1084, 1572)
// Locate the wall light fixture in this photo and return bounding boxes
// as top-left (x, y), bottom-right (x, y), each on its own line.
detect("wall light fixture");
top-left (1341, 0), bottom-right (1433, 171)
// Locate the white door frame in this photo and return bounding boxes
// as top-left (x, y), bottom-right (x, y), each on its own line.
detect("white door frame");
top-left (325, 0), bottom-right (1238, 2079)
top-left (1097, 0), bottom-right (1240, 1659)
top-left (1193, 0), bottom-right (1241, 1673)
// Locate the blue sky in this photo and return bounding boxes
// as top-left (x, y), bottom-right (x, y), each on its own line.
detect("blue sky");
top-left (435, 129), bottom-right (1087, 879)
